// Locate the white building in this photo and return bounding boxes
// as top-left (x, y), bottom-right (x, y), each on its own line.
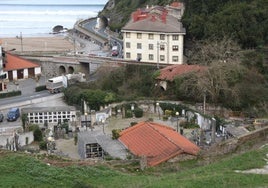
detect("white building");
top-left (0, 40), bottom-right (8, 91)
top-left (121, 5), bottom-right (186, 67)
top-left (21, 106), bottom-right (78, 127)
top-left (4, 52), bottom-right (41, 81)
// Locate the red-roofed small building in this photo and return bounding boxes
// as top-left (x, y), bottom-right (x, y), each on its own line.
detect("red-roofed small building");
top-left (0, 46), bottom-right (41, 91)
top-left (119, 121), bottom-right (200, 167)
top-left (4, 52), bottom-right (41, 81)
top-left (157, 64), bottom-right (207, 90)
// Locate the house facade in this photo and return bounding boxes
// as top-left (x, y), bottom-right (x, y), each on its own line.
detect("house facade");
top-left (0, 41), bottom-right (8, 91)
top-left (4, 52), bottom-right (41, 81)
top-left (0, 44), bottom-right (41, 92)
top-left (121, 4), bottom-right (186, 66)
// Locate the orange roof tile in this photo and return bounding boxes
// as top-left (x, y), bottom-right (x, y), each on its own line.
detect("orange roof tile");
top-left (170, 2), bottom-right (183, 8)
top-left (119, 121), bottom-right (200, 166)
top-left (4, 52), bottom-right (40, 71)
top-left (157, 64), bottom-right (207, 81)
top-left (123, 7), bottom-right (185, 33)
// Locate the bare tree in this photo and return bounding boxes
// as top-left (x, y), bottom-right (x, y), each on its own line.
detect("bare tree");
top-left (179, 37), bottom-right (245, 105)
top-left (187, 36), bottom-right (242, 66)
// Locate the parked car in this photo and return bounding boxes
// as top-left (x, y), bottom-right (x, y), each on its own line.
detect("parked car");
top-left (7, 108), bottom-right (20, 122)
top-left (0, 113), bottom-right (3, 122)
top-left (111, 46), bottom-right (119, 56)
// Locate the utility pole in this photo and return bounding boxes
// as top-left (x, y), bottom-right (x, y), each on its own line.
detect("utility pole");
top-left (203, 90), bottom-right (206, 114)
top-left (157, 42), bottom-right (159, 69)
top-left (20, 32), bottom-right (23, 52)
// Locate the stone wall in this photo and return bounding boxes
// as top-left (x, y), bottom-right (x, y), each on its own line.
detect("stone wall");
top-left (203, 126), bottom-right (268, 157)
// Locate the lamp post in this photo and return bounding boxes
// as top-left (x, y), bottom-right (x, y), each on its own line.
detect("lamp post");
top-left (102, 119), bottom-right (105, 134)
top-left (84, 112), bottom-right (88, 130)
top-left (175, 112), bottom-right (179, 132)
top-left (156, 41), bottom-right (168, 69)
top-left (157, 42), bottom-right (160, 69)
top-left (156, 102), bottom-right (160, 119)
top-left (17, 32), bottom-right (23, 52)
top-left (131, 104), bottom-right (135, 118)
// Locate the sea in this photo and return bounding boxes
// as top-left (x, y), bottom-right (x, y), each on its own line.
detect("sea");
top-left (0, 0), bottom-right (107, 37)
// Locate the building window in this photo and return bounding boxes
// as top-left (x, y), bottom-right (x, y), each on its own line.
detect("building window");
top-left (172, 35), bottom-right (179, 40)
top-left (149, 44), bottom-right (154, 50)
top-left (137, 53), bottom-right (142, 61)
top-left (172, 56), bottom-right (178, 62)
top-left (160, 55), bottom-right (165, 61)
top-left (148, 33), bottom-right (154, 39)
top-left (126, 32), bottom-right (130, 38)
top-left (149, 54), bottom-right (154, 60)
top-left (137, 43), bottom-right (142, 49)
top-left (137, 33), bottom-right (142, 39)
top-left (160, 34), bottom-right (165, 40)
top-left (160, 45), bottom-right (165, 51)
top-left (172, 45), bottom-right (178, 51)
top-left (126, 52), bottom-right (131, 58)
top-left (126, 42), bottom-right (130, 48)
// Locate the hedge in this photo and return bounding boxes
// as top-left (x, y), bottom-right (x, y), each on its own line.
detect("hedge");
top-left (0, 90), bottom-right (21, 99)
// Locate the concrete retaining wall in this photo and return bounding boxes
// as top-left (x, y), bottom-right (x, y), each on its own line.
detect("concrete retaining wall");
top-left (0, 93), bottom-right (63, 111)
top-left (204, 126), bottom-right (268, 157)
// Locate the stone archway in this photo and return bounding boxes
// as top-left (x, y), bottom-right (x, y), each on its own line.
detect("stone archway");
top-left (59, 65), bottom-right (66, 75)
top-left (68, 66), bottom-right (74, 74)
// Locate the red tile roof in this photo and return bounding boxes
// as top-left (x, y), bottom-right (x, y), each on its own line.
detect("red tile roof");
top-left (157, 64), bottom-right (207, 81)
top-left (4, 52), bottom-right (40, 71)
top-left (119, 121), bottom-right (200, 166)
top-left (122, 7), bottom-right (185, 33)
top-left (170, 2), bottom-right (183, 8)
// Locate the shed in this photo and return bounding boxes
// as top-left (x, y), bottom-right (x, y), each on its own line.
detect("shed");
top-left (119, 121), bottom-right (200, 166)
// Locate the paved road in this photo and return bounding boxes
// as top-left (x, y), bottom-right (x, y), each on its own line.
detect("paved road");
top-left (0, 76), bottom-right (66, 129)
top-left (79, 18), bottom-right (123, 58)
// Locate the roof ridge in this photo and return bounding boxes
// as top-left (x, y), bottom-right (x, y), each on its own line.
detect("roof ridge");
top-left (120, 121), bottom-right (146, 136)
top-left (147, 122), bottom-right (183, 151)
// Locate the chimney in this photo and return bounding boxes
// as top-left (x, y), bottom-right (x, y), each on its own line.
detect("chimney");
top-left (132, 9), bottom-right (142, 22)
top-left (151, 15), bottom-right (156, 22)
top-left (161, 10), bottom-right (168, 23)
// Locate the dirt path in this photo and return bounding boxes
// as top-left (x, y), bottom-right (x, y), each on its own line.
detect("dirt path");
top-left (235, 144), bottom-right (268, 174)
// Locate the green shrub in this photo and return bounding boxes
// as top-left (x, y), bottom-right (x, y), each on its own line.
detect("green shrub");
top-left (165, 110), bottom-right (172, 116)
top-left (28, 124), bottom-right (39, 131)
top-left (134, 108), bottom-right (143, 118)
top-left (39, 141), bottom-right (47, 150)
top-left (112, 129), bottom-right (121, 140)
top-left (162, 115), bottom-right (168, 121)
top-left (33, 127), bottom-right (43, 142)
top-left (35, 85), bottom-right (47, 92)
top-left (125, 109), bottom-right (133, 118)
top-left (180, 121), bottom-right (199, 129)
top-left (0, 90), bottom-right (21, 99)
top-left (130, 122), bottom-right (137, 126)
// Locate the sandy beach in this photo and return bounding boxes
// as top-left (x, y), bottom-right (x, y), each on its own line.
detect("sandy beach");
top-left (0, 35), bottom-right (74, 52)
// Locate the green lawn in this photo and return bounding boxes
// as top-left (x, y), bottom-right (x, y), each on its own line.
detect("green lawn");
top-left (0, 145), bottom-right (267, 188)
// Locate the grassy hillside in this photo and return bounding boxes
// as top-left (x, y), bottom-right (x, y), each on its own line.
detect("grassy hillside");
top-left (0, 145), bottom-right (267, 187)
